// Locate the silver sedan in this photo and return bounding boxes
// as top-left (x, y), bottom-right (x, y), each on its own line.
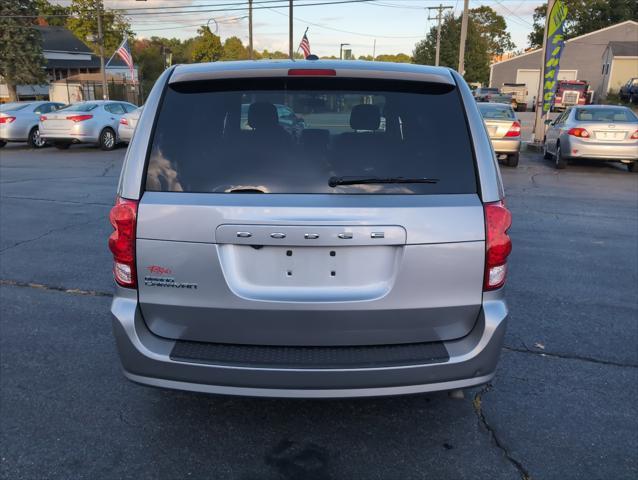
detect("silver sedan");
top-left (477, 102), bottom-right (522, 167)
top-left (118, 106), bottom-right (142, 144)
top-left (39, 100), bottom-right (138, 150)
top-left (0, 101), bottom-right (65, 148)
top-left (543, 105), bottom-right (638, 171)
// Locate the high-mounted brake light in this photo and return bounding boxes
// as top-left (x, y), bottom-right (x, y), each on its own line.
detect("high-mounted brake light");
top-left (630, 130), bottom-right (638, 140)
top-left (484, 201), bottom-right (512, 291)
top-left (66, 114), bottom-right (93, 122)
top-left (288, 68), bottom-right (336, 76)
top-left (504, 121), bottom-right (521, 137)
top-left (108, 197), bottom-right (138, 288)
top-left (0, 116), bottom-right (16, 124)
top-left (567, 127), bottom-right (590, 138)
top-left (119, 117), bottom-right (128, 125)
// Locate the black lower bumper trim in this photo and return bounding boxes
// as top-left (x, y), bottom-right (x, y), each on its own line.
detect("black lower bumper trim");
top-left (170, 340), bottom-right (449, 369)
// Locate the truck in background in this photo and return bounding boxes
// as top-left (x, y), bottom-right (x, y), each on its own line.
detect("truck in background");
top-left (500, 83), bottom-right (528, 112)
top-left (553, 80), bottom-right (593, 111)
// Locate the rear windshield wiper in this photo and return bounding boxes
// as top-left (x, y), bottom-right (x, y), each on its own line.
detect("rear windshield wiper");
top-left (329, 176), bottom-right (439, 187)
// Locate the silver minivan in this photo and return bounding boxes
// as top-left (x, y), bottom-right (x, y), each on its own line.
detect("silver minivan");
top-left (109, 60), bottom-right (512, 398)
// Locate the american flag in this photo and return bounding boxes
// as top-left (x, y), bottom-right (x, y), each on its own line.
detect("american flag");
top-left (298, 32), bottom-right (311, 58)
top-left (113, 38), bottom-right (135, 81)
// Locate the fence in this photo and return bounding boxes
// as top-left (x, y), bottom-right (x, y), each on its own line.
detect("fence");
top-left (51, 78), bottom-right (142, 106)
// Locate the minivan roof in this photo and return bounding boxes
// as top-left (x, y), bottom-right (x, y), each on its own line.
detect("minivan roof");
top-left (169, 60), bottom-right (456, 86)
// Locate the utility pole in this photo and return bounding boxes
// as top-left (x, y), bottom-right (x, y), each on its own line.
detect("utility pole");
top-left (533, 0), bottom-right (555, 144)
top-left (248, 0), bottom-right (253, 59)
top-left (372, 39), bottom-right (376, 60)
top-left (288, 0), bottom-right (293, 59)
top-left (457, 0), bottom-right (469, 75)
top-left (96, 1), bottom-right (108, 99)
top-left (427, 4), bottom-right (453, 66)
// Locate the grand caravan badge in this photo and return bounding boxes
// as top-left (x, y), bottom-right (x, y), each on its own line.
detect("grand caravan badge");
top-left (144, 276), bottom-right (198, 290)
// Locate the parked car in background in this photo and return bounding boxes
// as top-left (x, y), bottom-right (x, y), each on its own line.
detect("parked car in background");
top-left (543, 105), bottom-right (638, 171)
top-left (39, 100), bottom-right (137, 150)
top-left (109, 60), bottom-right (511, 399)
top-left (477, 102), bottom-right (521, 167)
top-left (619, 77), bottom-right (638, 104)
top-left (473, 87), bottom-right (500, 102)
top-left (487, 92), bottom-right (518, 111)
top-left (500, 83), bottom-right (528, 111)
top-left (118, 106), bottom-right (143, 144)
top-left (0, 101), bottom-right (65, 148)
top-left (553, 80), bottom-right (592, 111)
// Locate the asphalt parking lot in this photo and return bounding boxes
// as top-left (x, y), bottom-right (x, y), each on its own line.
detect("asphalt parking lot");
top-left (1, 142), bottom-right (637, 480)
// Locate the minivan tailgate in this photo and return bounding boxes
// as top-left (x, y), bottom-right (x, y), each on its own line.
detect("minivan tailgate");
top-left (136, 193), bottom-right (486, 346)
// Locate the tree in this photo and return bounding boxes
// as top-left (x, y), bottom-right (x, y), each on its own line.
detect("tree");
top-left (413, 12), bottom-right (491, 84)
top-left (0, 0), bottom-right (47, 101)
top-left (66, 0), bottom-right (132, 57)
top-left (190, 26), bottom-right (223, 63)
top-left (375, 53), bottom-right (412, 63)
top-left (528, 0), bottom-right (638, 48)
top-left (35, 0), bottom-right (69, 27)
top-left (470, 6), bottom-right (515, 56)
top-left (222, 36), bottom-right (249, 61)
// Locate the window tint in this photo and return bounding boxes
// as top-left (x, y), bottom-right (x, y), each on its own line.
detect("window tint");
top-left (575, 108), bottom-right (637, 123)
top-left (105, 103), bottom-right (125, 114)
top-left (122, 103), bottom-right (137, 113)
top-left (34, 103), bottom-right (55, 114)
top-left (60, 103), bottom-right (98, 112)
top-left (477, 103), bottom-right (515, 120)
top-left (146, 78), bottom-right (477, 195)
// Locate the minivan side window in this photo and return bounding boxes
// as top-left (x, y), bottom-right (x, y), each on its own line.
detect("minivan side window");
top-left (146, 78), bottom-right (477, 195)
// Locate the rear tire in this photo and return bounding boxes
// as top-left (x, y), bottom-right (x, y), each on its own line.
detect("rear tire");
top-left (555, 143), bottom-right (567, 169)
top-left (27, 126), bottom-right (46, 149)
top-left (99, 127), bottom-right (116, 151)
top-left (54, 142), bottom-right (71, 150)
top-left (506, 153), bottom-right (519, 167)
top-left (628, 162), bottom-right (636, 172)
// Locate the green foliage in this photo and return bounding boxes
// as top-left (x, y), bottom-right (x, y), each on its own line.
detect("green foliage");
top-left (413, 10), bottom-right (493, 84)
top-left (190, 26), bottom-right (223, 63)
top-left (470, 5), bottom-right (515, 56)
top-left (0, 0), bottom-right (47, 100)
top-left (528, 0), bottom-right (638, 48)
top-left (65, 0), bottom-right (132, 56)
top-left (374, 53), bottom-right (412, 63)
top-left (222, 36), bottom-right (249, 61)
top-left (35, 0), bottom-right (69, 27)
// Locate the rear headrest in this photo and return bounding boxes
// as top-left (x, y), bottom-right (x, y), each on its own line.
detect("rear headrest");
top-left (248, 102), bottom-right (278, 129)
top-left (580, 113), bottom-right (593, 120)
top-left (350, 104), bottom-right (380, 131)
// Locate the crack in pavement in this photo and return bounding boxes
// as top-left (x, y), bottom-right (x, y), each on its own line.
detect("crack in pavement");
top-left (0, 216), bottom-right (105, 254)
top-left (0, 279), bottom-right (112, 297)
top-left (503, 345), bottom-right (638, 369)
top-left (473, 384), bottom-right (532, 480)
top-left (0, 195), bottom-right (112, 207)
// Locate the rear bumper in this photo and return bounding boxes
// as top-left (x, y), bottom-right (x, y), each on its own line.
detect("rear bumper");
top-left (40, 123), bottom-right (99, 143)
top-left (563, 137), bottom-right (638, 160)
top-left (111, 288), bottom-right (508, 398)
top-left (0, 123), bottom-right (28, 141)
top-left (491, 138), bottom-right (521, 154)
top-left (118, 125), bottom-right (134, 143)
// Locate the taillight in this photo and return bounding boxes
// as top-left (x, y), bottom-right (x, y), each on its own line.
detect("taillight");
top-left (119, 117), bottom-right (128, 125)
top-left (40, 115), bottom-right (47, 121)
top-left (484, 201), bottom-right (512, 291)
top-left (108, 197), bottom-right (138, 288)
top-left (567, 127), bottom-right (590, 138)
top-left (504, 121), bottom-right (521, 137)
top-left (0, 116), bottom-right (16, 124)
top-left (288, 68), bottom-right (336, 76)
top-left (631, 130), bottom-right (638, 140)
top-left (66, 114), bottom-right (93, 122)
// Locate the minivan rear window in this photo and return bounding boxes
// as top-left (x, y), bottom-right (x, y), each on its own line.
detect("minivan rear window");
top-left (146, 77), bottom-right (477, 194)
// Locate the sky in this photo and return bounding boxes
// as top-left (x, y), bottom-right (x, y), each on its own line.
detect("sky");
top-left (56, 0), bottom-right (544, 57)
